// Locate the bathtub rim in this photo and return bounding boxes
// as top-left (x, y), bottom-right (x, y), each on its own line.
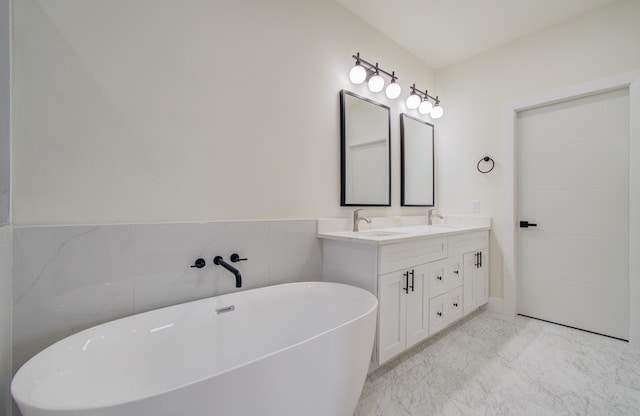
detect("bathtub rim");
top-left (11, 281), bottom-right (378, 412)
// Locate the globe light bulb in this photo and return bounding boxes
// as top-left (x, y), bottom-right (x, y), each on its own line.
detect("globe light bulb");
top-left (368, 73), bottom-right (384, 92)
top-left (385, 82), bottom-right (401, 99)
top-left (406, 93), bottom-right (421, 110)
top-left (349, 64), bottom-right (367, 84)
top-left (430, 104), bottom-right (444, 119)
top-left (418, 99), bottom-right (433, 115)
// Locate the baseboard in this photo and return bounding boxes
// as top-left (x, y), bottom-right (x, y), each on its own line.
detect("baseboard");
top-left (486, 297), bottom-right (504, 314)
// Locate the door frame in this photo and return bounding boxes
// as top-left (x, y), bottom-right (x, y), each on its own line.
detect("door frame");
top-left (502, 70), bottom-right (640, 347)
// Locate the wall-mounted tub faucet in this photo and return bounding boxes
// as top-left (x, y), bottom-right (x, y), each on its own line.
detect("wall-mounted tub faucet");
top-left (353, 209), bottom-right (371, 232)
top-left (213, 256), bottom-right (242, 288)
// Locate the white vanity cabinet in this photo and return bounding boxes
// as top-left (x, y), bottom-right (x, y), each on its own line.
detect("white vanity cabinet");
top-left (319, 225), bottom-right (490, 367)
top-left (427, 256), bottom-right (464, 335)
top-left (463, 249), bottom-right (488, 315)
top-left (377, 264), bottom-right (428, 363)
top-left (448, 231), bottom-right (489, 316)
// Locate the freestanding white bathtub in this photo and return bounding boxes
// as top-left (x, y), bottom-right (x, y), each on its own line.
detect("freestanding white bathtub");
top-left (12, 282), bottom-right (378, 416)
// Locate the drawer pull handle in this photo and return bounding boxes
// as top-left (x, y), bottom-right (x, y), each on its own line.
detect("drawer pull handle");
top-left (403, 271), bottom-right (409, 294)
top-left (410, 269), bottom-right (415, 292)
top-left (437, 312), bottom-right (442, 317)
top-left (437, 275), bottom-right (442, 281)
top-left (453, 302), bottom-right (458, 307)
top-left (453, 270), bottom-right (459, 275)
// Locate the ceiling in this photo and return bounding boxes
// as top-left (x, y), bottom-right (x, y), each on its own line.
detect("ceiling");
top-left (335, 0), bottom-right (621, 69)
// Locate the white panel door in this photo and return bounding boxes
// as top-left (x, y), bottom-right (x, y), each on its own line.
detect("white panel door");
top-left (517, 88), bottom-right (629, 339)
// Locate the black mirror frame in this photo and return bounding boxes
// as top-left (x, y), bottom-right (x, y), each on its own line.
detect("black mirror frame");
top-left (400, 113), bottom-right (435, 207)
top-left (340, 90), bottom-right (392, 207)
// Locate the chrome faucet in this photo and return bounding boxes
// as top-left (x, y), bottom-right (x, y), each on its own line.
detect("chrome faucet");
top-left (427, 208), bottom-right (444, 225)
top-left (353, 209), bottom-right (371, 232)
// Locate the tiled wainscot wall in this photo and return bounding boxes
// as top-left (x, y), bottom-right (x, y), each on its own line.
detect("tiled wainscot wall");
top-left (0, 225), bottom-right (12, 416)
top-left (11, 220), bottom-right (322, 373)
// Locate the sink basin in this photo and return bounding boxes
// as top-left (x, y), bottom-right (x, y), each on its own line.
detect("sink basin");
top-left (429, 224), bottom-right (470, 229)
top-left (356, 231), bottom-right (407, 237)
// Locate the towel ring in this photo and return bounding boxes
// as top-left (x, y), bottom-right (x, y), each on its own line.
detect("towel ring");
top-left (477, 156), bottom-right (495, 174)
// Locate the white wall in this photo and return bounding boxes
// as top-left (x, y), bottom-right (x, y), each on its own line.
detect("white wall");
top-left (435, 0), bottom-right (640, 300)
top-left (0, 0), bottom-right (9, 225)
top-left (0, 0), bottom-right (11, 413)
top-left (12, 0), bottom-right (436, 226)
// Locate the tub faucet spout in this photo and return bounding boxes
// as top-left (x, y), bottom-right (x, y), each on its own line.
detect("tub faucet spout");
top-left (213, 256), bottom-right (242, 288)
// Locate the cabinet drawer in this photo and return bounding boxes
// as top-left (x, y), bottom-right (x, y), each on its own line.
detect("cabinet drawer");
top-left (429, 255), bottom-right (462, 298)
top-left (448, 230), bottom-right (489, 257)
top-left (379, 237), bottom-right (447, 274)
top-left (429, 286), bottom-right (463, 336)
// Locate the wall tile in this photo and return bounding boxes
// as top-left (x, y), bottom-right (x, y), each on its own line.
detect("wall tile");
top-left (267, 220), bottom-right (322, 285)
top-left (11, 219), bottom-right (322, 376)
top-left (131, 222), bottom-right (225, 313)
top-left (12, 225), bottom-right (136, 371)
top-left (0, 225), bottom-right (12, 416)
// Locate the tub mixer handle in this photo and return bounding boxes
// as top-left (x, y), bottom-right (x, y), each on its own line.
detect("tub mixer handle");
top-left (191, 258), bottom-right (206, 269)
top-left (230, 253), bottom-right (248, 262)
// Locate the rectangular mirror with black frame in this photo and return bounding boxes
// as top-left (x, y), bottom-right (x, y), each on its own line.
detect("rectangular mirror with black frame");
top-left (340, 90), bottom-right (391, 206)
top-left (400, 113), bottom-right (434, 207)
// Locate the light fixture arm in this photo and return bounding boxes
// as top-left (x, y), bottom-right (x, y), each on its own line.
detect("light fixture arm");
top-left (409, 83), bottom-right (439, 103)
top-left (352, 53), bottom-right (397, 80)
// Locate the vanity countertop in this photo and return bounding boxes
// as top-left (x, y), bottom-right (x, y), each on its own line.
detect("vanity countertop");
top-left (317, 223), bottom-right (490, 246)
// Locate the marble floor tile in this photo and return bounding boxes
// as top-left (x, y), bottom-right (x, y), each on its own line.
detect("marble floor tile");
top-left (356, 311), bottom-right (640, 416)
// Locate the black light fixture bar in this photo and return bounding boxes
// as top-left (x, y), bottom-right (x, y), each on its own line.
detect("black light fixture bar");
top-left (352, 52), bottom-right (398, 81)
top-left (408, 83), bottom-right (440, 104)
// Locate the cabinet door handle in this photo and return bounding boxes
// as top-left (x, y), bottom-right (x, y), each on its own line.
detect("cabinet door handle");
top-left (453, 269), bottom-right (459, 275)
top-left (437, 312), bottom-right (442, 317)
top-left (436, 275), bottom-right (442, 281)
top-left (479, 251), bottom-right (482, 268)
top-left (474, 252), bottom-right (479, 268)
top-left (453, 302), bottom-right (458, 308)
top-left (403, 271), bottom-right (409, 294)
top-left (410, 269), bottom-right (415, 292)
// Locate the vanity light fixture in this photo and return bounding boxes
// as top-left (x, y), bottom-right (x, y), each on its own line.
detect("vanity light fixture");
top-left (406, 89), bottom-right (421, 110)
top-left (349, 52), bottom-right (402, 98)
top-left (407, 84), bottom-right (444, 119)
top-left (368, 65), bottom-right (384, 92)
top-left (385, 72), bottom-right (402, 99)
top-left (418, 90), bottom-right (434, 115)
top-left (349, 57), bottom-right (367, 84)
top-left (430, 97), bottom-right (444, 119)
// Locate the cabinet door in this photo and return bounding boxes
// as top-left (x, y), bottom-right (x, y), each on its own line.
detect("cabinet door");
top-left (462, 251), bottom-right (478, 315)
top-left (377, 271), bottom-right (407, 364)
top-left (406, 264), bottom-right (429, 348)
top-left (463, 249), bottom-right (489, 315)
top-left (475, 248), bottom-right (489, 307)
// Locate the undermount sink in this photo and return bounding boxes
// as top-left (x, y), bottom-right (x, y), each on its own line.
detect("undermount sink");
top-left (429, 223), bottom-right (470, 229)
top-left (357, 231), bottom-right (408, 237)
